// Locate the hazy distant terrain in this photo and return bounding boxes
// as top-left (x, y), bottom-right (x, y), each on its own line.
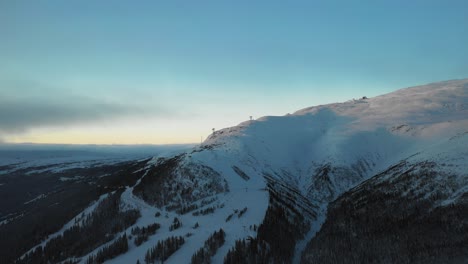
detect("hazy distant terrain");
top-left (0, 144), bottom-right (195, 165)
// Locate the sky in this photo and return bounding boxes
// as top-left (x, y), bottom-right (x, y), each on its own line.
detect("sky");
top-left (1, 0), bottom-right (467, 144)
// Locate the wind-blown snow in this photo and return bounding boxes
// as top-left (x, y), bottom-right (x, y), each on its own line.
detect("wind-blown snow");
top-left (294, 79), bottom-right (468, 135)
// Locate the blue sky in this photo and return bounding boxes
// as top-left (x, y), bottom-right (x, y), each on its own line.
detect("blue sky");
top-left (1, 0), bottom-right (467, 144)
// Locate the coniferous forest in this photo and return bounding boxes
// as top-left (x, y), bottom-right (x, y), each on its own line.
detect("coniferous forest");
top-left (18, 190), bottom-right (139, 264)
top-left (85, 234), bottom-right (129, 264)
top-left (144, 236), bottom-right (185, 264)
top-left (191, 229), bottom-right (226, 264)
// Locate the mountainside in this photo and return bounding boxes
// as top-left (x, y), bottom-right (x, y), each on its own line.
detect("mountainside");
top-left (302, 133), bottom-right (468, 264)
top-left (3, 79), bottom-right (468, 264)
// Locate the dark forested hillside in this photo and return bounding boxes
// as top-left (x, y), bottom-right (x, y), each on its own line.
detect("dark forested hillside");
top-left (18, 189), bottom-right (140, 263)
top-left (302, 161), bottom-right (468, 264)
top-left (132, 155), bottom-right (227, 211)
top-left (0, 159), bottom-right (149, 264)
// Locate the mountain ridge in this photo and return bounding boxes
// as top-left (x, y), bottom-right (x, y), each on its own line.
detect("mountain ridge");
top-left (8, 79), bottom-right (468, 264)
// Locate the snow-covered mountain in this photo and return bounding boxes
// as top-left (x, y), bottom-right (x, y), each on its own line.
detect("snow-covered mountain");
top-left (9, 79), bottom-right (468, 264)
top-left (302, 132), bottom-right (468, 263)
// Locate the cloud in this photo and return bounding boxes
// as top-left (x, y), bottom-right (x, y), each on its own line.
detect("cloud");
top-left (0, 97), bottom-right (136, 133)
top-left (0, 80), bottom-right (165, 138)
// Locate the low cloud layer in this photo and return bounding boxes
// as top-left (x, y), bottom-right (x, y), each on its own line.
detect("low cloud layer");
top-left (0, 81), bottom-right (163, 140)
top-left (0, 97), bottom-right (139, 133)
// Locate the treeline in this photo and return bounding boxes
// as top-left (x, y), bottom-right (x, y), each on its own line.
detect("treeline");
top-left (175, 203), bottom-right (199, 214)
top-left (225, 207), bottom-right (248, 222)
top-left (173, 198), bottom-right (218, 215)
top-left (224, 238), bottom-right (270, 264)
top-left (144, 236), bottom-right (185, 264)
top-left (238, 207), bottom-right (248, 218)
top-left (85, 234), bottom-right (128, 264)
top-left (191, 229), bottom-right (226, 264)
top-left (132, 155), bottom-right (225, 211)
top-left (133, 156), bottom-right (182, 207)
top-left (131, 223), bottom-right (161, 246)
top-left (18, 190), bottom-right (140, 263)
top-left (223, 201), bottom-right (308, 263)
top-left (169, 217), bottom-right (182, 231)
top-left (192, 206), bottom-right (216, 216)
